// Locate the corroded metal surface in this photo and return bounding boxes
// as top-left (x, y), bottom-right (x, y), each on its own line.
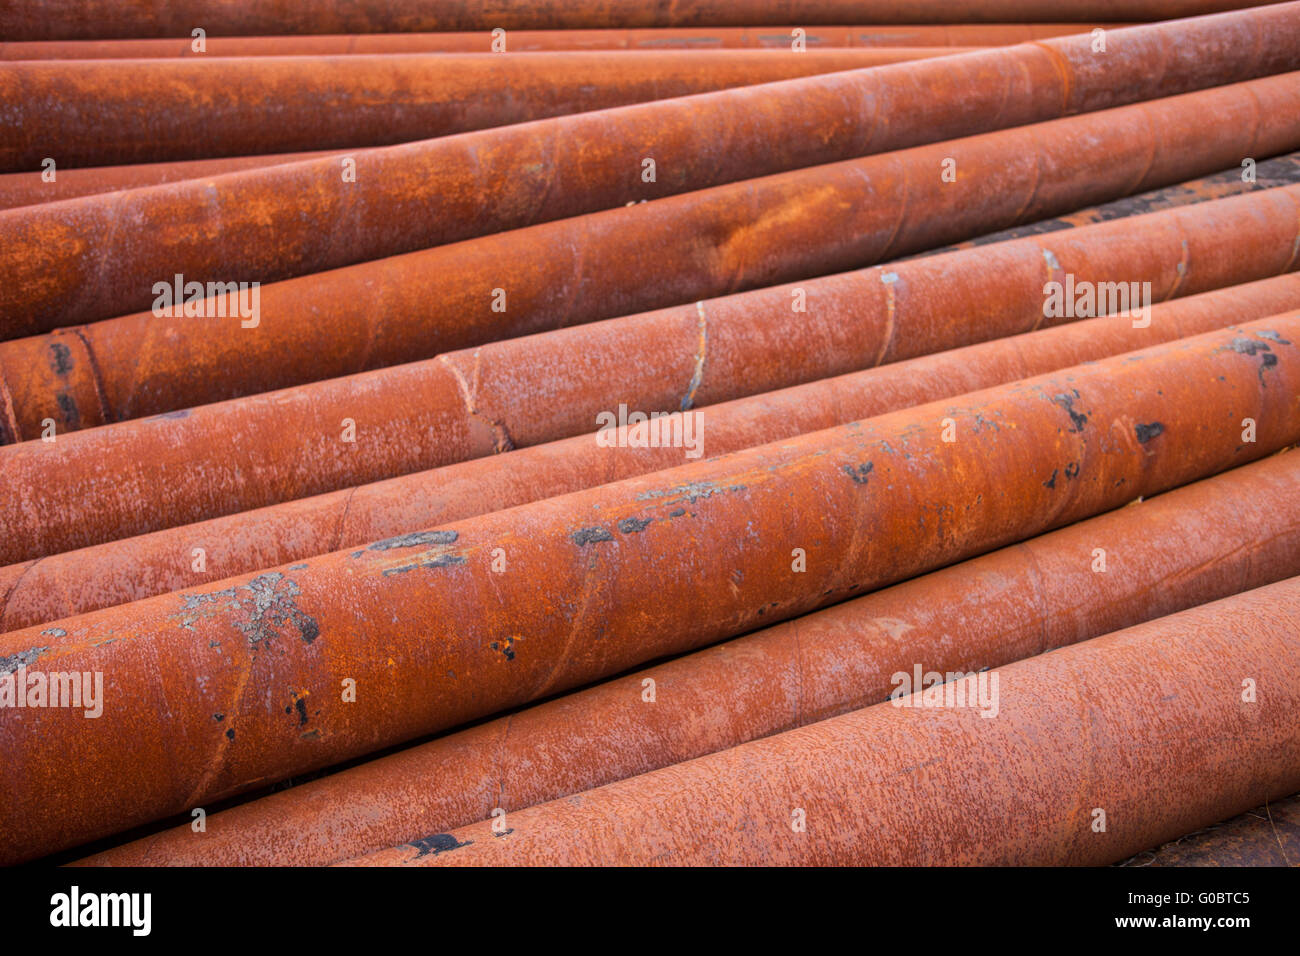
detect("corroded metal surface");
top-left (73, 451), bottom-right (1300, 866)
top-left (343, 576), bottom-right (1300, 866)
top-left (0, 149), bottom-right (341, 210)
top-left (1, 48), bottom-right (939, 171)
top-left (2, 193), bottom-right (1297, 567)
top-left (4, 7), bottom-right (1298, 337)
top-left (1, 316), bottom-right (1297, 863)
top-left (0, 26), bottom-right (1068, 58)
top-left (3, 271), bottom-right (1300, 626)
top-left (919, 152), bottom-right (1300, 257)
top-left (0, 0), bottom-right (1264, 40)
top-left (1124, 793), bottom-right (1300, 867)
top-left (3, 72), bottom-right (1298, 442)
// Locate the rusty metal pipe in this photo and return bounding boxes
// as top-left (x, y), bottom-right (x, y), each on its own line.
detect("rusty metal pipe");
top-left (0, 149), bottom-right (342, 211)
top-left (923, 152), bottom-right (1300, 256)
top-left (7, 271), bottom-right (1299, 627)
top-left (10, 134), bottom-right (1288, 267)
top-left (38, 155), bottom-right (1271, 315)
top-left (71, 450), bottom-right (1300, 866)
top-left (3, 192), bottom-right (1298, 569)
top-left (5, 6), bottom-right (1299, 337)
top-left (413, 273), bottom-right (1300, 458)
top-left (1125, 792), bottom-right (1300, 867)
top-left (3, 74), bottom-right (1297, 445)
top-left (0, 1), bottom-right (1268, 40)
top-left (0, 48), bottom-right (949, 172)
top-left (1, 315), bottom-right (1298, 863)
top-left (7, 130), bottom-right (1291, 237)
top-left (0, 25), bottom-right (1109, 59)
top-left (341, 575), bottom-right (1300, 867)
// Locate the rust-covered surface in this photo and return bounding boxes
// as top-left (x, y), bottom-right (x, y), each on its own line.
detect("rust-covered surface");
top-left (0, 0), bottom-right (1266, 40)
top-left (342, 575), bottom-right (1300, 866)
top-left (73, 451), bottom-right (1300, 866)
top-left (3, 73), bottom-right (1298, 442)
top-left (2, 193), bottom-right (1297, 566)
top-left (4, 272), bottom-right (1300, 627)
top-left (6, 179), bottom-right (1300, 443)
top-left (0, 48), bottom-right (951, 170)
top-left (1123, 793), bottom-right (1300, 867)
top-left (921, 151), bottom-right (1300, 256)
top-left (1, 188), bottom-right (1296, 561)
top-left (0, 26), bottom-right (1083, 58)
top-left (0, 149), bottom-right (342, 211)
top-left (4, 7), bottom-right (1298, 337)
top-left (1, 316), bottom-right (1298, 863)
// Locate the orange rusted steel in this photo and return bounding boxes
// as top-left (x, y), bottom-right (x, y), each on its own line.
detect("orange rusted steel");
top-left (0, 1), bottom-right (1265, 40)
top-left (923, 152), bottom-right (1300, 257)
top-left (6, 272), bottom-right (1299, 626)
top-left (1126, 793), bottom-right (1300, 867)
top-left (0, 48), bottom-right (947, 172)
top-left (10, 172), bottom-right (1300, 447)
top-left (1, 316), bottom-right (1298, 864)
top-left (2, 266), bottom-right (1298, 601)
top-left (2, 196), bottom-right (1297, 570)
top-left (4, 74), bottom-right (1298, 437)
top-left (342, 575), bottom-right (1300, 867)
top-left (4, 6), bottom-right (1298, 337)
top-left (71, 450), bottom-right (1300, 867)
top-left (0, 26), bottom-right (1101, 58)
top-left (0, 149), bottom-right (341, 211)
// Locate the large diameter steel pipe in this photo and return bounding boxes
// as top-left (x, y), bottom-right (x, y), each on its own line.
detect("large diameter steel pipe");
top-left (0, 1), bottom-right (1268, 40)
top-left (5, 274), bottom-right (1300, 631)
top-left (344, 576), bottom-right (1300, 867)
top-left (5, 272), bottom-right (1299, 628)
top-left (2, 263), bottom-right (1298, 586)
top-left (1134, 793), bottom-right (1300, 867)
top-left (73, 451), bottom-right (1300, 867)
top-left (3, 76), bottom-right (1297, 434)
top-left (1, 195), bottom-right (1297, 569)
top-left (1, 316), bottom-right (1298, 862)
top-left (923, 152), bottom-right (1300, 257)
top-left (0, 149), bottom-right (341, 211)
top-left (4, 5), bottom-right (1298, 338)
top-left (12, 180), bottom-right (1300, 444)
top-left (0, 26), bottom-right (1096, 58)
top-left (8, 142), bottom-right (1290, 275)
top-left (0, 49), bottom-right (947, 171)
top-left (414, 273), bottom-right (1300, 459)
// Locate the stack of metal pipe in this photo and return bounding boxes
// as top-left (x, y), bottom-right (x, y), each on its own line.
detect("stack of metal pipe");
top-left (1, 0), bottom-right (1298, 869)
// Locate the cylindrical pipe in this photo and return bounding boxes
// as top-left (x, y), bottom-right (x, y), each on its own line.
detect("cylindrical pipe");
top-left (3, 267), bottom-right (1299, 602)
top-left (424, 272), bottom-right (1300, 458)
top-left (1127, 792), bottom-right (1300, 867)
top-left (0, 149), bottom-right (342, 211)
top-left (0, 48), bottom-right (949, 172)
top-left (8, 144), bottom-right (1290, 276)
top-left (2, 188), bottom-right (1298, 567)
top-left (3, 73), bottom-right (1297, 438)
top-left (923, 152), bottom-right (1300, 257)
top-left (342, 575), bottom-right (1300, 867)
top-left (0, 25), bottom-right (1113, 59)
top-left (1, 316), bottom-right (1297, 863)
top-left (0, 1), bottom-right (1269, 40)
top-left (5, 6), bottom-right (1298, 337)
top-left (71, 450), bottom-right (1300, 867)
